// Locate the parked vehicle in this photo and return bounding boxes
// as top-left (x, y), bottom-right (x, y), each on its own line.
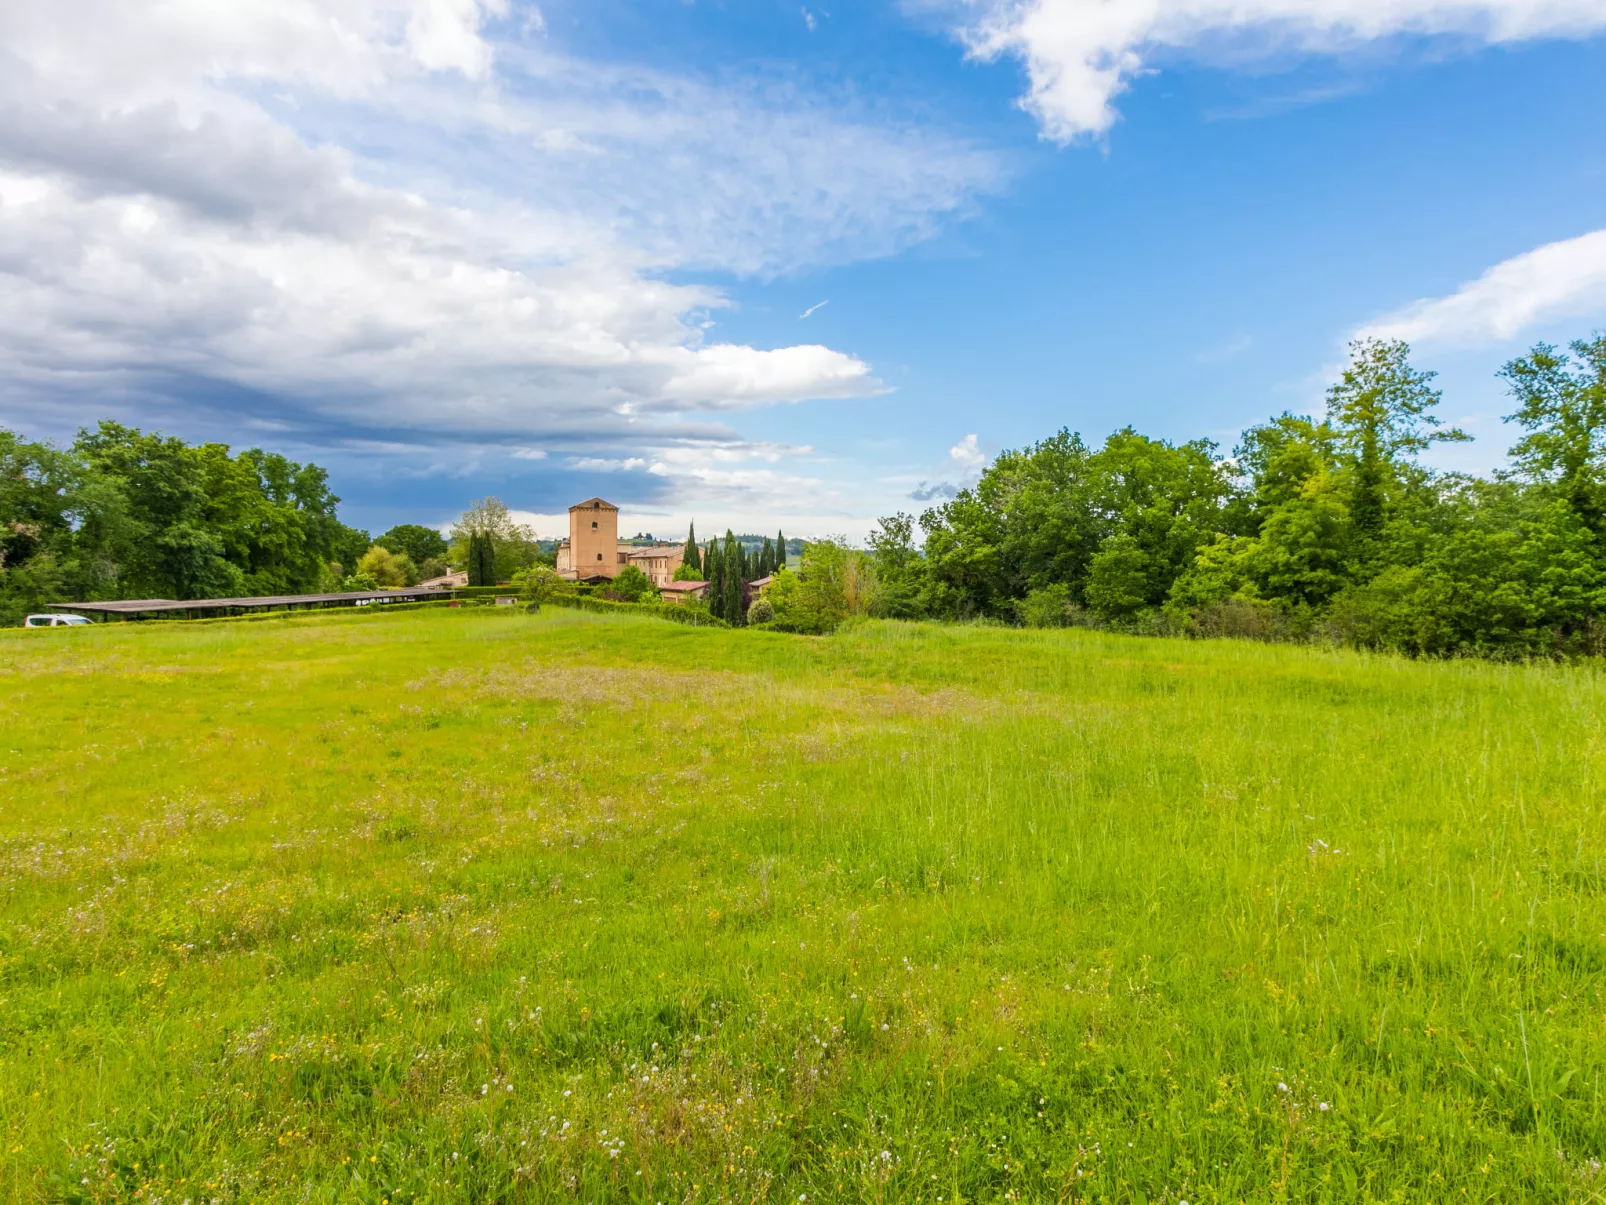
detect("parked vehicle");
top-left (22, 614), bottom-right (91, 628)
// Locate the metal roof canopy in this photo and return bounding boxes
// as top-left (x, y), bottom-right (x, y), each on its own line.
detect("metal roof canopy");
top-left (48, 587), bottom-right (451, 617)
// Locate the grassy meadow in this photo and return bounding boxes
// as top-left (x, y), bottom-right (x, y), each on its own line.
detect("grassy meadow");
top-left (1, 606), bottom-right (1604, 1203)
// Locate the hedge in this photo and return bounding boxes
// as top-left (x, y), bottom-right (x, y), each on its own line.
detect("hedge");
top-left (542, 593), bottom-right (729, 628)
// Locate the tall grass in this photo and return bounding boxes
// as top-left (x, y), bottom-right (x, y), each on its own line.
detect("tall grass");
top-left (1, 607), bottom-right (1602, 1202)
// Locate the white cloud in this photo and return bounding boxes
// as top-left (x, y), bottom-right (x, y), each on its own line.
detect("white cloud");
top-left (407, 0), bottom-right (509, 77)
top-left (959, 0), bottom-right (1606, 142)
top-left (505, 509), bottom-right (570, 536)
top-left (515, 439), bottom-right (863, 536)
top-left (569, 457), bottom-right (648, 472)
top-left (652, 344), bottom-right (880, 412)
top-left (0, 0), bottom-right (994, 450)
top-left (1361, 228), bottom-right (1606, 347)
top-left (949, 433), bottom-right (987, 471)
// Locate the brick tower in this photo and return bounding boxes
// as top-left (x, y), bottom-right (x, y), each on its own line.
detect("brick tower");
top-left (568, 497), bottom-right (621, 579)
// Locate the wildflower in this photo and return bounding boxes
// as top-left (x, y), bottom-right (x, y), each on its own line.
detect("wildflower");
top-left (1277, 1082), bottom-right (1289, 1093)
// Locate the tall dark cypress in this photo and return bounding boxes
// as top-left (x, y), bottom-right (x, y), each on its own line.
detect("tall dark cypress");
top-left (705, 539), bottom-right (724, 620)
top-left (683, 522), bottom-right (701, 574)
top-left (775, 530), bottom-right (787, 571)
top-left (468, 531), bottom-right (493, 587)
top-left (724, 531), bottom-right (744, 625)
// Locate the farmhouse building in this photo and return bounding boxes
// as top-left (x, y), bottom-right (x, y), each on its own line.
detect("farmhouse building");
top-left (659, 580), bottom-right (710, 604)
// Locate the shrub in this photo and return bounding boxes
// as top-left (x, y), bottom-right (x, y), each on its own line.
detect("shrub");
top-left (597, 564), bottom-right (656, 603)
top-left (1189, 598), bottom-right (1292, 642)
top-left (766, 542), bottom-right (877, 634)
top-left (1015, 583), bottom-right (1076, 628)
top-left (356, 545), bottom-right (416, 588)
top-left (747, 597), bottom-right (775, 625)
top-left (514, 566), bottom-right (577, 603)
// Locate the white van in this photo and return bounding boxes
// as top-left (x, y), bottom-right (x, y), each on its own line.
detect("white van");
top-left (23, 614), bottom-right (91, 628)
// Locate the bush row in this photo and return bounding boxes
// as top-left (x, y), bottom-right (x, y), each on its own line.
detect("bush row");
top-left (542, 592), bottom-right (729, 628)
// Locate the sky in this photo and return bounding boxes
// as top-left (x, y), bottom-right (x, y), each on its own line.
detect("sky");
top-left (2, 0), bottom-right (1604, 541)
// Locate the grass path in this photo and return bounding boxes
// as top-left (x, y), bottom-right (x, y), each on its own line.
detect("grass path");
top-left (1, 607), bottom-right (1603, 1202)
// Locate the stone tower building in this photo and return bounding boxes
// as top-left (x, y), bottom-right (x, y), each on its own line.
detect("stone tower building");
top-left (568, 497), bottom-right (621, 578)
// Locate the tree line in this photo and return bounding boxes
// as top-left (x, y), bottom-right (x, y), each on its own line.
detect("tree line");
top-left (0, 421), bottom-right (379, 626)
top-left (842, 335), bottom-right (1606, 657)
top-left (12, 333), bottom-right (1603, 656)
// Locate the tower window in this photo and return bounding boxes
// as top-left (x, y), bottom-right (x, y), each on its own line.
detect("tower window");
top-left (591, 521), bottom-right (598, 529)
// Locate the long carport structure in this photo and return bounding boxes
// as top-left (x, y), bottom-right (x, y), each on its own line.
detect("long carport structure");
top-left (48, 587), bottom-right (452, 621)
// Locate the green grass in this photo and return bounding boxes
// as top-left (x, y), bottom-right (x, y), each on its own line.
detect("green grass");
top-left (1, 607), bottom-right (1604, 1203)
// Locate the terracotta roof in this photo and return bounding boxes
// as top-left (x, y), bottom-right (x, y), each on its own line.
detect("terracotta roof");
top-left (567, 497), bottom-right (619, 511)
top-left (748, 575), bottom-right (774, 589)
top-left (659, 580), bottom-right (708, 592)
top-left (627, 545), bottom-right (681, 559)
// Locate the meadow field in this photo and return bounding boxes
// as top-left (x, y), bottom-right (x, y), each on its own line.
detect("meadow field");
top-left (1, 607), bottom-right (1603, 1204)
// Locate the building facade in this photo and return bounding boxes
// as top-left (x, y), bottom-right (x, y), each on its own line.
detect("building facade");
top-left (554, 497), bottom-right (690, 586)
top-left (561, 497), bottom-right (622, 578)
top-left (628, 545), bottom-right (685, 587)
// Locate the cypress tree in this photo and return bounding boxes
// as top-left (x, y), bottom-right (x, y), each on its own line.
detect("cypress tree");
top-left (705, 540), bottom-right (724, 620)
top-left (683, 522), bottom-right (701, 574)
top-left (776, 529), bottom-right (787, 570)
top-left (724, 532), bottom-right (743, 625)
top-left (468, 531), bottom-right (494, 586)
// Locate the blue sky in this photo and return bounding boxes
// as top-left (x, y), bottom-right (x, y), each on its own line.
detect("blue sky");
top-left (2, 0), bottom-right (1604, 539)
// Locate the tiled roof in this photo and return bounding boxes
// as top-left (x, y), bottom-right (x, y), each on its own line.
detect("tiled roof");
top-left (659, 580), bottom-right (708, 592)
top-left (568, 497), bottom-right (618, 511)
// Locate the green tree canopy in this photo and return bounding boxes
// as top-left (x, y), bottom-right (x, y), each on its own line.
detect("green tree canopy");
top-left (1325, 338), bottom-right (1468, 541)
top-left (356, 545), bottom-right (417, 588)
top-left (603, 564), bottom-right (657, 602)
top-left (378, 524), bottom-right (448, 568)
top-left (1, 421), bottom-right (364, 623)
top-left (1500, 336), bottom-right (1606, 527)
